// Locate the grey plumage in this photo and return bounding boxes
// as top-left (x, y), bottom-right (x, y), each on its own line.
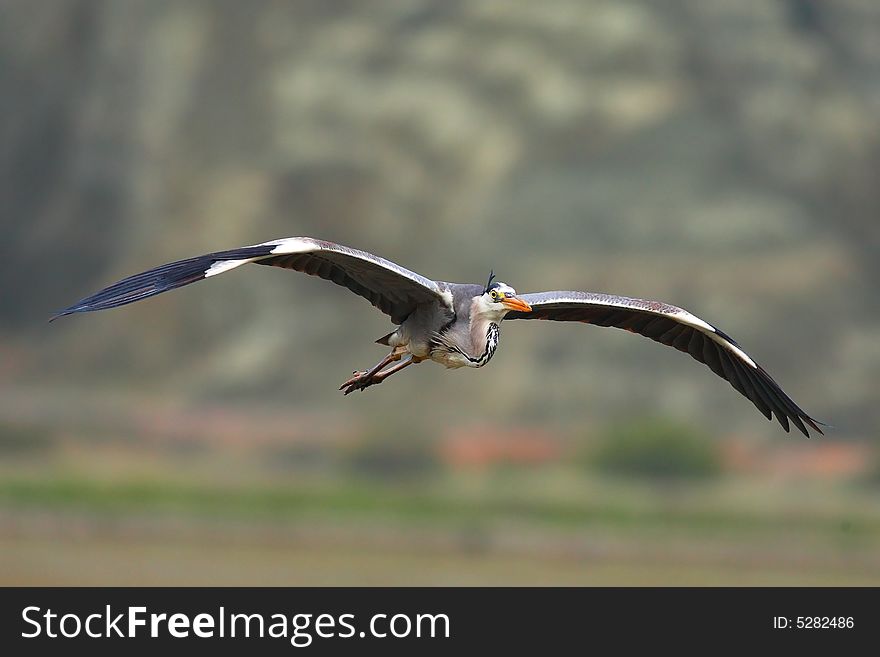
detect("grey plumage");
top-left (51, 237), bottom-right (445, 325)
top-left (53, 236), bottom-right (825, 436)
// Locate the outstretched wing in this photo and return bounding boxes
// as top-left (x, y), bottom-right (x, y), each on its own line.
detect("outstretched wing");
top-left (52, 237), bottom-right (449, 325)
top-left (505, 291), bottom-right (824, 437)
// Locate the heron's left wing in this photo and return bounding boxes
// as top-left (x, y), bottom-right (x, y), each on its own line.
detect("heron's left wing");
top-left (504, 290), bottom-right (823, 437)
top-left (51, 237), bottom-right (449, 325)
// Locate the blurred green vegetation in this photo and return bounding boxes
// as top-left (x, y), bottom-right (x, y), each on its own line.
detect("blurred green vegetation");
top-left (863, 454), bottom-right (880, 489)
top-left (0, 424), bottom-right (55, 455)
top-left (589, 419), bottom-right (720, 481)
top-left (343, 425), bottom-right (440, 481)
top-left (2, 437), bottom-right (880, 585)
top-left (2, 474), bottom-right (877, 537)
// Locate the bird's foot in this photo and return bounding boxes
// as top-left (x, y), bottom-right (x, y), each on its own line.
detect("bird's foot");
top-left (339, 348), bottom-right (408, 395)
top-left (339, 371), bottom-right (379, 395)
top-left (339, 370), bottom-right (367, 391)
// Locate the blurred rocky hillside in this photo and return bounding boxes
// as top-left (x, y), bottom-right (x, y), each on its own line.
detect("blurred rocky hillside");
top-left (1, 0), bottom-right (878, 438)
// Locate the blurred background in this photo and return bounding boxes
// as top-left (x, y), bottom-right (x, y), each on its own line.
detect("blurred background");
top-left (1, 0), bottom-right (879, 585)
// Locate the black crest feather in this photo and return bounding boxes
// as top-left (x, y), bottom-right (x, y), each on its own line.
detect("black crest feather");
top-left (484, 270), bottom-right (496, 294)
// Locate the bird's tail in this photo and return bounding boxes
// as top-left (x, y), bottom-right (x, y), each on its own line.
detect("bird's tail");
top-left (49, 245), bottom-right (277, 321)
top-left (375, 331), bottom-right (396, 346)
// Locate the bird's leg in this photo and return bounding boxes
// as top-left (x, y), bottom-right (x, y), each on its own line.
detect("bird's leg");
top-left (339, 346), bottom-right (407, 392)
top-left (341, 355), bottom-right (424, 395)
top-left (371, 355), bottom-right (424, 384)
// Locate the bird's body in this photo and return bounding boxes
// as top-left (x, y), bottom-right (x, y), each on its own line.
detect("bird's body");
top-left (388, 282), bottom-right (507, 369)
top-left (53, 236), bottom-right (824, 437)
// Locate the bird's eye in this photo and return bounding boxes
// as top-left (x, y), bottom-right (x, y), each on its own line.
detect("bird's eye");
top-left (490, 290), bottom-right (500, 300)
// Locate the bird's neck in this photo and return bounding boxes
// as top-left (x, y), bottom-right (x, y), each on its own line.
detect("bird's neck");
top-left (466, 315), bottom-right (501, 368)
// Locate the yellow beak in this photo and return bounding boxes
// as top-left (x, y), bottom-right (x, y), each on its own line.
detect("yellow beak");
top-left (501, 296), bottom-right (532, 313)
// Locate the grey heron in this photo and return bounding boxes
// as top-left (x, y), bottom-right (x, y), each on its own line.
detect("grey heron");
top-left (52, 236), bottom-right (824, 436)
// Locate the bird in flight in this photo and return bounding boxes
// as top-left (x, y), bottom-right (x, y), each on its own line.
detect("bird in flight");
top-left (53, 236), bottom-right (823, 436)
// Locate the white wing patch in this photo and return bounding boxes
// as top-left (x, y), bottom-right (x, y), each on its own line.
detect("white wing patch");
top-left (204, 259), bottom-right (253, 278)
top-left (266, 237), bottom-right (316, 255)
top-left (671, 309), bottom-right (757, 369)
top-left (204, 238), bottom-right (316, 278)
top-left (716, 337), bottom-right (758, 369)
top-left (205, 239), bottom-right (316, 278)
top-left (672, 309), bottom-right (714, 333)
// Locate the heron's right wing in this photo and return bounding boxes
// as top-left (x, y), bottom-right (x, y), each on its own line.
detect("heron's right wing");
top-left (505, 290), bottom-right (824, 437)
top-left (52, 237), bottom-right (450, 324)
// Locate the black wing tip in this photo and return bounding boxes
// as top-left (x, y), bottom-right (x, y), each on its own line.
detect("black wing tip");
top-left (783, 397), bottom-right (827, 438)
top-left (48, 244), bottom-right (285, 325)
top-left (747, 363), bottom-right (826, 439)
top-left (773, 411), bottom-right (826, 438)
top-left (804, 416), bottom-right (829, 437)
top-left (49, 306), bottom-right (85, 322)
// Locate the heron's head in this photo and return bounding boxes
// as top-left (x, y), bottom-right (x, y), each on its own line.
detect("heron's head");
top-left (475, 272), bottom-right (532, 319)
